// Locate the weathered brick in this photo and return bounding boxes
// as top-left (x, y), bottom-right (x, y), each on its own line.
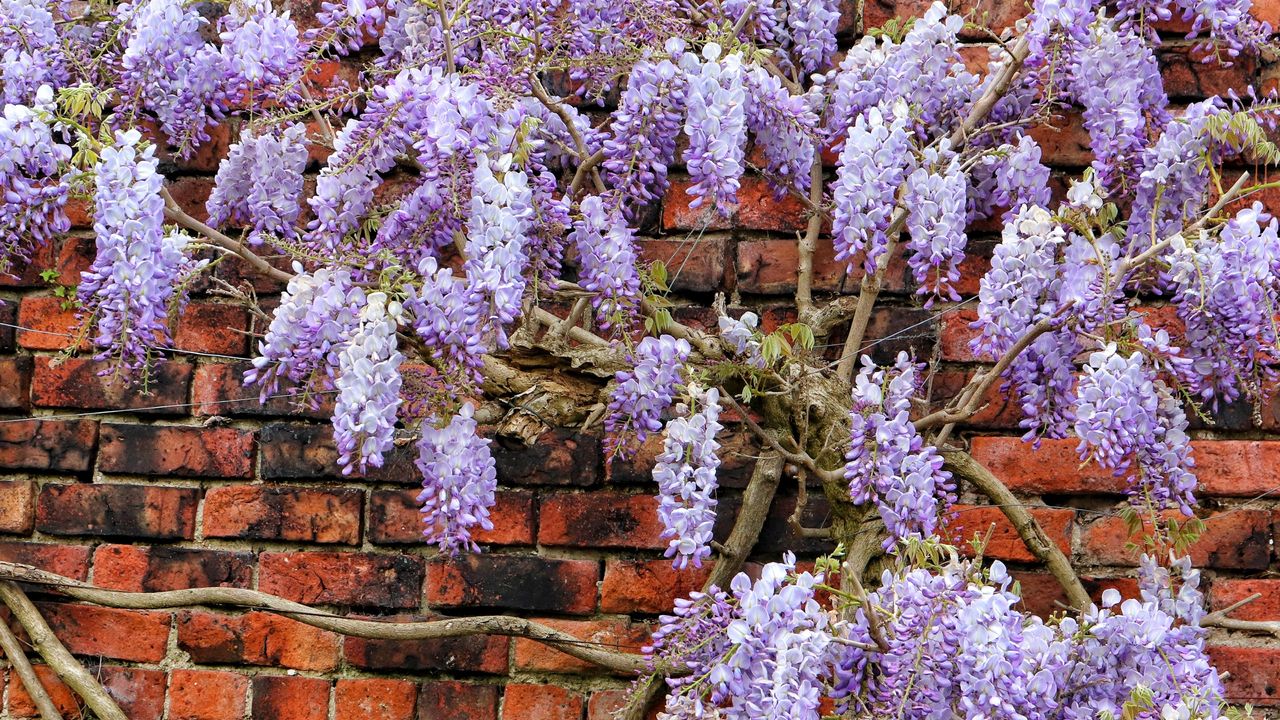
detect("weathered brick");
top-left (177, 610), bottom-right (342, 671)
top-left (175, 303), bottom-right (250, 356)
top-left (968, 437), bottom-right (1131, 495)
top-left (418, 682), bottom-right (498, 720)
top-left (1026, 112), bottom-right (1092, 167)
top-left (928, 370), bottom-right (1021, 430)
top-left (0, 356), bottom-right (31, 410)
top-left (492, 429), bottom-right (600, 487)
top-left (168, 669), bottom-right (251, 720)
top-left (428, 555), bottom-right (598, 615)
top-left (99, 667), bottom-right (166, 720)
top-left (166, 177), bottom-right (215, 223)
top-left (1209, 645), bottom-right (1280, 705)
top-left (0, 419), bottom-right (97, 472)
top-left (0, 235), bottom-right (93, 289)
top-left (862, 0), bottom-right (1024, 38)
top-left (636, 235), bottom-right (728, 293)
top-left (335, 679), bottom-right (418, 720)
top-left (192, 361), bottom-right (331, 418)
top-left (258, 422), bottom-right (415, 482)
top-left (539, 492), bottom-right (666, 549)
top-left (1079, 509), bottom-right (1272, 570)
top-left (938, 307), bottom-right (981, 362)
top-left (0, 480), bottom-right (34, 534)
top-left (37, 483), bottom-right (199, 539)
top-left (942, 505), bottom-right (1074, 563)
top-left (500, 684), bottom-right (584, 720)
top-left (6, 665), bottom-right (82, 719)
top-left (1160, 44), bottom-right (1255, 99)
top-left (1189, 441), bottom-right (1280, 497)
top-left (0, 303), bottom-right (14, 352)
top-left (98, 424), bottom-right (255, 478)
top-left (0, 542), bottom-right (91, 579)
top-left (38, 603), bottom-right (170, 662)
top-left (662, 176), bottom-right (811, 233)
top-left (343, 619), bottom-right (508, 674)
top-left (251, 675), bottom-right (331, 720)
top-left (1210, 579), bottom-right (1280, 622)
top-left (369, 489), bottom-right (534, 546)
top-left (513, 619), bottom-right (648, 675)
top-left (601, 559), bottom-right (713, 614)
top-left (203, 485), bottom-right (363, 544)
top-left (260, 552), bottom-right (425, 608)
top-left (15, 296), bottom-right (86, 351)
top-left (92, 544), bottom-right (254, 592)
top-left (31, 357), bottom-right (192, 412)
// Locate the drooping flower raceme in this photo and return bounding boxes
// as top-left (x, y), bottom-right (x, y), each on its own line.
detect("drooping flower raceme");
top-left (845, 353), bottom-right (953, 547)
top-left (832, 106), bottom-right (914, 275)
top-left (402, 256), bottom-right (488, 378)
top-left (244, 266), bottom-right (365, 400)
top-left (1074, 343), bottom-right (1199, 513)
top-left (570, 195), bottom-right (642, 329)
top-left (333, 292), bottom-right (405, 475)
top-left (785, 0), bottom-right (839, 74)
top-left (743, 64), bottom-right (819, 195)
top-left (219, 0), bottom-right (305, 95)
top-left (605, 335), bottom-right (691, 460)
top-left (0, 95), bottom-right (71, 276)
top-left (0, 0), bottom-right (66, 105)
top-left (79, 130), bottom-right (205, 372)
top-left (206, 123), bottom-right (309, 244)
top-left (654, 386), bottom-right (723, 569)
top-left (462, 152), bottom-right (534, 348)
top-left (681, 44), bottom-right (748, 214)
top-left (602, 50), bottom-right (687, 213)
top-left (904, 161), bottom-right (968, 304)
top-left (416, 404), bottom-right (498, 554)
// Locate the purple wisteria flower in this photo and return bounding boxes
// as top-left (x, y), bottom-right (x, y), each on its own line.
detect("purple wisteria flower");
top-left (605, 334), bottom-right (690, 460)
top-left (832, 106), bottom-right (914, 275)
top-left (654, 386), bottom-right (723, 569)
top-left (334, 292), bottom-right (405, 475)
top-left (681, 43), bottom-right (748, 215)
top-left (207, 123), bottom-right (308, 245)
top-left (416, 404), bottom-right (498, 554)
top-left (0, 92), bottom-right (71, 276)
top-left (570, 194), bottom-right (642, 329)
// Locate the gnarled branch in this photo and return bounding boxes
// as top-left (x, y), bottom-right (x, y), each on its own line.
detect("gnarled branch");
top-left (0, 601), bottom-right (64, 720)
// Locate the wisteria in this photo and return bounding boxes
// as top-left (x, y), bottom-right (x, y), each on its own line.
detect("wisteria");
top-left (333, 292), bottom-right (405, 474)
top-left (0, 92), bottom-right (70, 275)
top-left (654, 386), bottom-right (722, 568)
top-left (605, 335), bottom-right (690, 459)
top-left (206, 124), bottom-right (309, 244)
top-left (10, 0), bottom-right (1280, 714)
top-left (845, 353), bottom-right (953, 547)
top-left (78, 131), bottom-right (204, 373)
top-left (416, 404), bottom-right (498, 554)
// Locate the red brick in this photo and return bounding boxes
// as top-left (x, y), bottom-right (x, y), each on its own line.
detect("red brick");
top-left (1008, 572), bottom-right (1070, 618)
top-left (38, 603), bottom-right (170, 662)
top-left (418, 682), bottom-right (498, 720)
top-left (501, 684), bottom-right (584, 720)
top-left (31, 356), bottom-right (192, 412)
top-left (260, 552), bottom-right (425, 608)
top-left (1026, 112), bottom-right (1092, 167)
top-left (0, 542), bottom-right (91, 580)
top-left (168, 669), bottom-right (251, 720)
top-left (175, 303), bottom-right (250, 357)
top-left (257, 422), bottom-right (417, 483)
top-left (92, 544), bottom-right (254, 591)
top-left (662, 176), bottom-right (810, 232)
top-left (0, 480), bottom-right (34, 534)
top-left (166, 177), bottom-right (215, 223)
top-left (251, 675), bottom-right (330, 720)
top-left (15, 296), bottom-right (87, 351)
top-left (335, 679), bottom-right (418, 720)
top-left (6, 665), bottom-right (81, 718)
top-left (369, 489), bottom-right (534, 546)
top-left (636, 235), bottom-right (728, 293)
top-left (428, 555), bottom-right (598, 615)
top-left (343, 618), bottom-right (508, 673)
top-left (539, 492), bottom-right (666, 549)
top-left (601, 559), bottom-right (712, 614)
top-left (0, 356), bottom-right (31, 410)
top-left (1160, 44), bottom-right (1255, 99)
top-left (191, 361), bottom-right (331, 418)
top-left (36, 483), bottom-right (199, 540)
top-left (0, 235), bottom-right (92, 289)
top-left (928, 370), bottom-right (1021, 430)
top-left (735, 237), bottom-right (878, 296)
top-left (98, 423), bottom-right (254, 478)
top-left (0, 419), bottom-right (97, 472)
top-left (492, 428), bottom-right (601, 487)
top-left (513, 619), bottom-right (649, 674)
top-left (1209, 645), bottom-right (1280, 705)
top-left (1079, 509), bottom-right (1272, 569)
top-left (203, 485), bottom-right (363, 544)
top-left (942, 505), bottom-right (1074, 563)
top-left (968, 437), bottom-right (1131, 495)
top-left (99, 667), bottom-right (166, 720)
top-left (177, 610), bottom-right (342, 671)
top-left (939, 307), bottom-right (981, 362)
top-left (1210, 579), bottom-right (1280, 622)
top-left (1189, 441), bottom-right (1280, 497)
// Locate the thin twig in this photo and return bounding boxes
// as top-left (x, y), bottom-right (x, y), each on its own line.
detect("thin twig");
top-left (0, 613), bottom-right (64, 720)
top-left (160, 188), bottom-right (294, 284)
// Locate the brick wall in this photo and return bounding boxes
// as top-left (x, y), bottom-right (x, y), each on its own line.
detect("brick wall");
top-left (2, 0), bottom-right (1280, 717)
